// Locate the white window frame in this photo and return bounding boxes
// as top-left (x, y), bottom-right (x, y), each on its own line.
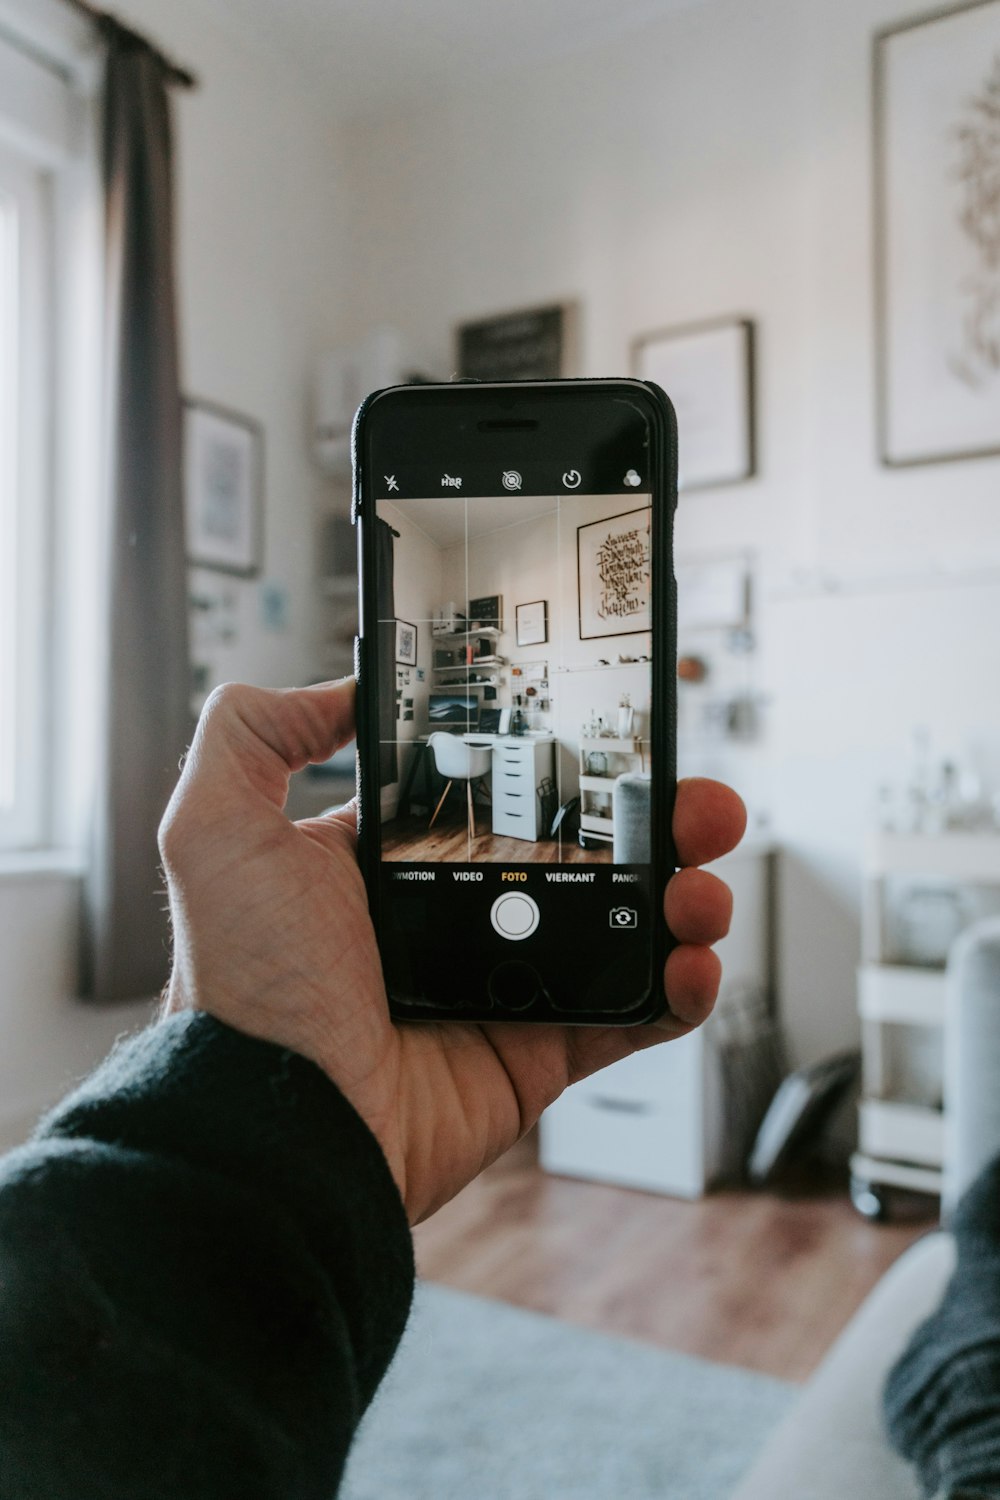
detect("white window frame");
top-left (0, 144), bottom-right (50, 851)
top-left (0, 6), bottom-right (102, 857)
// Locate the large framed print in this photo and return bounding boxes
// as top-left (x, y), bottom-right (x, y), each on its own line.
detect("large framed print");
top-left (875, 0), bottom-right (1000, 466)
top-left (183, 400), bottom-right (263, 575)
top-left (631, 317), bottom-right (755, 492)
top-left (577, 506), bottom-right (651, 640)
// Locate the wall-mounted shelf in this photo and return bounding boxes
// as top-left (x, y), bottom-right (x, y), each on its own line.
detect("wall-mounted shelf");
top-left (433, 656), bottom-right (506, 673)
top-left (555, 661), bottom-right (650, 674)
top-left (432, 626), bottom-right (501, 643)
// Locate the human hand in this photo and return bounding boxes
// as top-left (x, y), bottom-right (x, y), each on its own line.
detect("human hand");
top-left (159, 680), bottom-right (745, 1224)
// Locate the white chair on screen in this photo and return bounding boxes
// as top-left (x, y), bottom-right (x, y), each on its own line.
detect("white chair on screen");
top-left (427, 732), bottom-right (493, 839)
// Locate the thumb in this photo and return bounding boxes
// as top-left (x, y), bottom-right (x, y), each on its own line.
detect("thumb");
top-left (169, 678), bottom-right (357, 823)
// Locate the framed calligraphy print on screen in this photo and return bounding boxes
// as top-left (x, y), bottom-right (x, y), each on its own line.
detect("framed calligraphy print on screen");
top-left (577, 507), bottom-right (651, 640)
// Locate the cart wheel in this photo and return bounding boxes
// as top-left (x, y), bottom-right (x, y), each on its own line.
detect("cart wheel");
top-left (851, 1174), bottom-right (888, 1222)
top-left (579, 834), bottom-right (596, 850)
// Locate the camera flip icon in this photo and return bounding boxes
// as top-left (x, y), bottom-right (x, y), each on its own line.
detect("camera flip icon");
top-left (609, 906), bottom-right (638, 930)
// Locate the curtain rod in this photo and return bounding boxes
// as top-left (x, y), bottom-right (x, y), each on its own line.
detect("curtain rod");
top-left (63, 0), bottom-right (198, 88)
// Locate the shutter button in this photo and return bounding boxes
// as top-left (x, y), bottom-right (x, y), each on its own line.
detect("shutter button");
top-left (490, 892), bottom-right (540, 941)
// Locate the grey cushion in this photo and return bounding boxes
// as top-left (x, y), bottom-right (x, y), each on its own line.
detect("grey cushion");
top-left (944, 918), bottom-right (1000, 1218)
top-left (612, 773), bottom-right (650, 864)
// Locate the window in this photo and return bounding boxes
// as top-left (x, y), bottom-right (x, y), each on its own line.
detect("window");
top-left (0, 5), bottom-right (98, 855)
top-left (0, 143), bottom-right (49, 852)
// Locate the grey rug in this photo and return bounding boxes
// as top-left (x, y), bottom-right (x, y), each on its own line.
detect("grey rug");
top-left (342, 1283), bottom-right (794, 1500)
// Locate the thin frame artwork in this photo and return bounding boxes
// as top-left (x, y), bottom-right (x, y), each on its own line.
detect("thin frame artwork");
top-left (631, 317), bottom-right (755, 492)
top-left (874, 0), bottom-right (1000, 467)
top-left (395, 619), bottom-right (418, 666)
top-left (515, 600), bottom-right (548, 647)
top-left (577, 507), bottom-right (652, 641)
top-left (183, 399), bottom-right (263, 576)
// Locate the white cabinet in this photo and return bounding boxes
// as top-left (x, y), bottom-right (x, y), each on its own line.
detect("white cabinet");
top-left (852, 832), bottom-right (1000, 1213)
top-left (490, 738), bottom-right (554, 841)
top-left (540, 844), bottom-right (772, 1198)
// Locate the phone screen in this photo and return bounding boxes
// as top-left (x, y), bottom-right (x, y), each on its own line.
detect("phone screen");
top-left (358, 384), bottom-right (672, 1021)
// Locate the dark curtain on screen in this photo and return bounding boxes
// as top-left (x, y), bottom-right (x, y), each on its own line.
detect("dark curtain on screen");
top-left (83, 22), bottom-right (191, 1002)
top-left (376, 520), bottom-right (398, 786)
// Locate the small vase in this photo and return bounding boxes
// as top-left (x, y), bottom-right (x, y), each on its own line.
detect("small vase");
top-left (617, 706), bottom-right (634, 739)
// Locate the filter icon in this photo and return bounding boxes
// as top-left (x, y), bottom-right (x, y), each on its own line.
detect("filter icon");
top-left (502, 470), bottom-right (522, 491)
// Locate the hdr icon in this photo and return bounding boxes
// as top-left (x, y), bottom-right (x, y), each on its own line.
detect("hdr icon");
top-left (441, 474), bottom-right (462, 489)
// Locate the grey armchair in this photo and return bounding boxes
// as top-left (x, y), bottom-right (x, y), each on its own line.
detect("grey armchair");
top-left (612, 773), bottom-right (651, 864)
top-left (731, 917), bottom-right (1000, 1499)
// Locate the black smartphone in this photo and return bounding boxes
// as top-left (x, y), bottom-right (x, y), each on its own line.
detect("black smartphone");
top-left (353, 379), bottom-right (676, 1025)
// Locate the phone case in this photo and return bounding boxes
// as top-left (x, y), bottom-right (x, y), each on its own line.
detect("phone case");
top-left (352, 379), bottom-right (677, 1025)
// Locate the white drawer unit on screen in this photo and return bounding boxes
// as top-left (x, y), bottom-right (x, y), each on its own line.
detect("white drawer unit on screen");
top-left (491, 740), bottom-right (554, 841)
top-left (540, 845), bottom-right (772, 1199)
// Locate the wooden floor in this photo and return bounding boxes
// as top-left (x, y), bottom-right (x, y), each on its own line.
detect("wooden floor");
top-left (414, 1132), bottom-right (935, 1384)
top-left (383, 811), bottom-right (613, 864)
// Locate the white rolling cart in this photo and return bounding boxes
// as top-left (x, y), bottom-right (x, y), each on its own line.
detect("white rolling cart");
top-left (577, 737), bottom-right (645, 848)
top-left (851, 831), bottom-right (1000, 1219)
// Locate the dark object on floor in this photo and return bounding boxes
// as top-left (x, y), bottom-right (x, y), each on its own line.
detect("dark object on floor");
top-left (551, 796), bottom-right (580, 841)
top-left (713, 985), bottom-right (788, 1182)
top-left (747, 1049), bottom-right (861, 1187)
top-left (537, 778), bottom-right (558, 838)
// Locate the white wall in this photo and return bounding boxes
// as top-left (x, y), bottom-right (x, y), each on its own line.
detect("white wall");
top-left (440, 498), bottom-right (653, 801)
top-left (117, 0), bottom-right (352, 692)
top-left (377, 499), bottom-right (443, 810)
top-left (341, 0), bottom-right (1000, 1066)
top-left (0, 0), bottom-right (354, 1145)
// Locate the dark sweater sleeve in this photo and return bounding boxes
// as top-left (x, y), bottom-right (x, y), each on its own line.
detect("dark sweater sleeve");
top-left (0, 1011), bottom-right (414, 1500)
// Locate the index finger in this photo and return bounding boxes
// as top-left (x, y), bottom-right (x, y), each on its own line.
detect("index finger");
top-left (672, 777), bottom-right (746, 868)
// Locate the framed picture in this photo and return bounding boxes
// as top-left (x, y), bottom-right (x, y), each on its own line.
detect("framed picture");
top-left (183, 399), bottom-right (263, 575)
top-left (515, 600), bottom-right (548, 646)
top-left (874, 0), bottom-right (1000, 466)
top-left (467, 594), bottom-right (503, 630)
top-left (457, 303), bottom-right (576, 380)
top-left (577, 507), bottom-right (651, 640)
top-left (395, 619), bottom-right (418, 666)
top-left (632, 317), bottom-right (755, 492)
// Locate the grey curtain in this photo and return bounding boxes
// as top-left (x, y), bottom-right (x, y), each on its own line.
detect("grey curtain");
top-left (376, 519), bottom-right (398, 787)
top-left (83, 22), bottom-right (191, 1002)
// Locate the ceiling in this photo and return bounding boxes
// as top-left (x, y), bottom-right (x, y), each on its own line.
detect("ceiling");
top-left (190, 0), bottom-right (704, 124)
top-left (383, 493), bottom-right (559, 549)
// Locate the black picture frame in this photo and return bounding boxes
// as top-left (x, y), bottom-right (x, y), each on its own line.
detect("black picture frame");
top-left (457, 303), bottom-right (576, 381)
top-left (467, 594), bottom-right (503, 631)
top-left (576, 506), bottom-right (652, 641)
top-left (183, 398), bottom-right (264, 576)
top-left (395, 619), bottom-right (418, 666)
top-left (515, 600), bottom-right (548, 646)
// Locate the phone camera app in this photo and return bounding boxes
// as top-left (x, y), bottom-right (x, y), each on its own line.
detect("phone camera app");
top-left (609, 906), bottom-right (638, 929)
